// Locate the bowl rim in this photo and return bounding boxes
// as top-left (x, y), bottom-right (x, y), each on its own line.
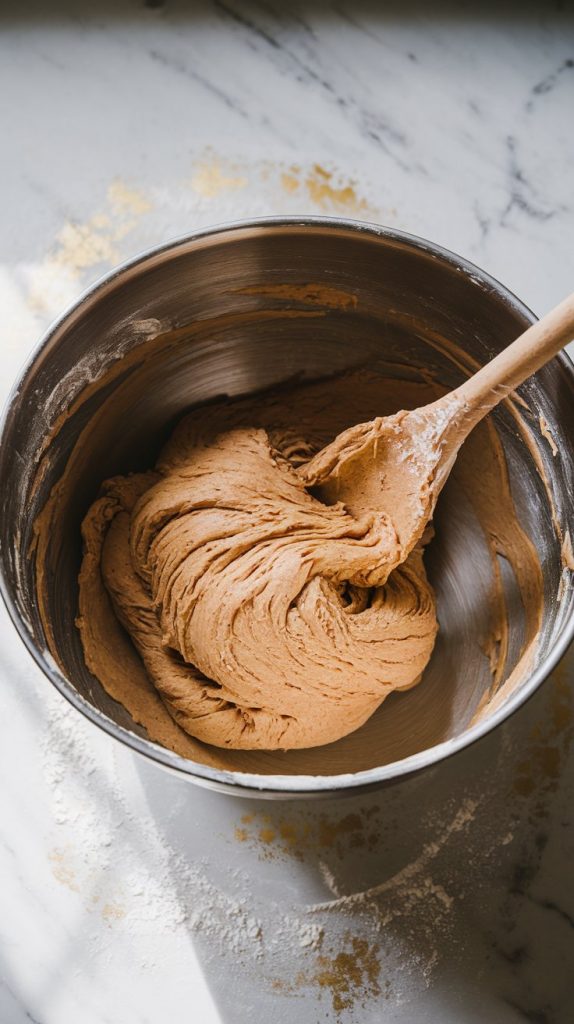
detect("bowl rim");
top-left (1, 214), bottom-right (573, 796)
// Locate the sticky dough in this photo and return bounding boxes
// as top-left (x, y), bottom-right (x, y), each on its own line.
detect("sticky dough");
top-left (25, 349), bottom-right (541, 774)
top-left (79, 384), bottom-right (438, 750)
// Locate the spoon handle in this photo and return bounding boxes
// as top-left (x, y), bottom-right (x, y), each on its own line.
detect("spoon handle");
top-left (452, 291), bottom-right (574, 435)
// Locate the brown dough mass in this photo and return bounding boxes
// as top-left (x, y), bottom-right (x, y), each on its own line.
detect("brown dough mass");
top-left (78, 382), bottom-right (438, 750)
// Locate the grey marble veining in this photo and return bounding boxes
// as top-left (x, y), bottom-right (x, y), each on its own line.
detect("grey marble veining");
top-left (0, 3), bottom-right (573, 1022)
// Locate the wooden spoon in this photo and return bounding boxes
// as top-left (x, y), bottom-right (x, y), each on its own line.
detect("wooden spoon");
top-left (300, 292), bottom-right (574, 582)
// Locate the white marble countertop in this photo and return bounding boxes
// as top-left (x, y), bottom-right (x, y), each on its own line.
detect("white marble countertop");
top-left (1, 3), bottom-right (574, 1022)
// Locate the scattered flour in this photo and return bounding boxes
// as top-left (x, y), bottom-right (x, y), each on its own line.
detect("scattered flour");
top-left (310, 798), bottom-right (479, 912)
top-left (297, 922), bottom-right (324, 949)
top-left (41, 690), bottom-right (472, 1013)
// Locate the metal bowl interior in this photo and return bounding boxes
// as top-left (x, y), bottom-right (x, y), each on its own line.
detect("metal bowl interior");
top-left (1, 218), bottom-right (574, 797)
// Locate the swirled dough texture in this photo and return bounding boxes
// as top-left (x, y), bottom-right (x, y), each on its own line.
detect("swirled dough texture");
top-left (79, 382), bottom-right (438, 750)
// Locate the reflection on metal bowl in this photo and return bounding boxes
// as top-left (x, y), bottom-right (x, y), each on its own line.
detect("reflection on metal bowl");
top-left (1, 218), bottom-right (573, 796)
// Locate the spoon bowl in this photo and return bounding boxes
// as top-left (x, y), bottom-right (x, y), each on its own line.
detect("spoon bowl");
top-left (303, 291), bottom-right (574, 581)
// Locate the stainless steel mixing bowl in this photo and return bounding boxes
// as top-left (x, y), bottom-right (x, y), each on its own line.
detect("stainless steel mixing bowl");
top-left (1, 217), bottom-right (573, 797)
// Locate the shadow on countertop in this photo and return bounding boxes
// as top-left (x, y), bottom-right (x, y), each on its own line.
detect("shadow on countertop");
top-left (136, 645), bottom-right (574, 1023)
top-left (1, 0), bottom-right (573, 25)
